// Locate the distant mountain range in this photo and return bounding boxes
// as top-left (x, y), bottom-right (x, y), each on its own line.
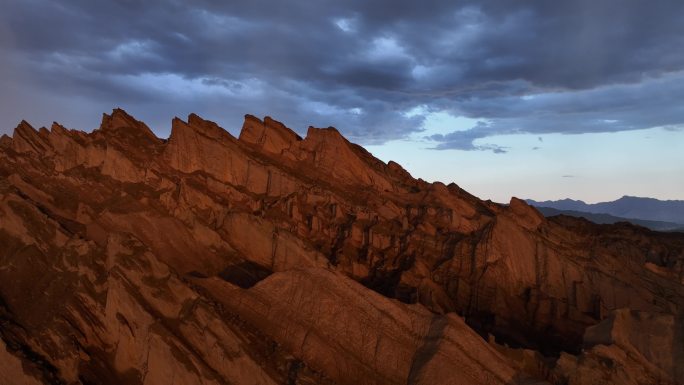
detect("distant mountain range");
top-left (532, 206), bottom-right (684, 232)
top-left (526, 196), bottom-right (684, 232)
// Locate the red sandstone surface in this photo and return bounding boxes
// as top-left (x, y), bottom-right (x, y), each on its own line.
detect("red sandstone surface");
top-left (0, 109), bottom-right (683, 384)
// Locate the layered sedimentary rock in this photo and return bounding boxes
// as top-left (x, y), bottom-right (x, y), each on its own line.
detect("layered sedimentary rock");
top-left (0, 109), bottom-right (683, 385)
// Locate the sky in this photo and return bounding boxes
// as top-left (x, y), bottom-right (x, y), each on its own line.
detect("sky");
top-left (0, 0), bottom-right (683, 203)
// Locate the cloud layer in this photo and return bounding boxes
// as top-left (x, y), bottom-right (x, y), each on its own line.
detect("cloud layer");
top-left (2, 0), bottom-right (684, 149)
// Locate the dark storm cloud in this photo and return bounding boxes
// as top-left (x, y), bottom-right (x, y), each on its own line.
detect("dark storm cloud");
top-left (431, 71), bottom-right (684, 149)
top-left (1, 0), bottom-right (684, 150)
top-left (427, 121), bottom-right (508, 153)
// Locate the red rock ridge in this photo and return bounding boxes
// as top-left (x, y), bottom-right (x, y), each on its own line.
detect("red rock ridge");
top-left (0, 109), bottom-right (682, 385)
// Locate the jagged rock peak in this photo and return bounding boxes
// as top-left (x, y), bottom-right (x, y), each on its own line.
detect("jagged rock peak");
top-left (508, 197), bottom-right (545, 229)
top-left (48, 122), bottom-right (72, 138)
top-left (187, 113), bottom-right (231, 139)
top-left (98, 108), bottom-right (157, 141)
top-left (11, 120), bottom-right (52, 154)
top-left (38, 126), bottom-right (50, 138)
top-left (171, 114), bottom-right (232, 141)
top-left (305, 125), bottom-right (345, 143)
top-left (0, 134), bottom-right (12, 149)
top-left (239, 114), bottom-right (301, 155)
top-left (301, 125), bottom-right (354, 157)
top-left (13, 119), bottom-right (36, 136)
top-left (387, 160), bottom-right (413, 180)
top-left (264, 116), bottom-right (301, 139)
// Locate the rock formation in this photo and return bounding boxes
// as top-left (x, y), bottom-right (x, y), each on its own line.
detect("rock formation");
top-left (0, 109), bottom-right (682, 385)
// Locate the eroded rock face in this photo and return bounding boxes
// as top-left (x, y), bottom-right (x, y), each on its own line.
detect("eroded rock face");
top-left (0, 110), bottom-right (683, 385)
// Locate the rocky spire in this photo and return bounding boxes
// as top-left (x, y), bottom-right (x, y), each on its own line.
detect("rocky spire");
top-left (239, 114), bottom-right (301, 155)
top-left (98, 108), bottom-right (159, 143)
top-left (12, 120), bottom-right (52, 154)
top-left (0, 134), bottom-right (12, 149)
